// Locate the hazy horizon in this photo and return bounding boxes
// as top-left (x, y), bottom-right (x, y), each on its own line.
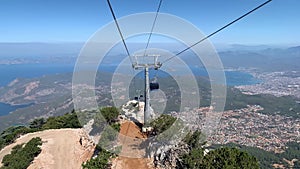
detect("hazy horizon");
top-left (1, 0), bottom-right (299, 44)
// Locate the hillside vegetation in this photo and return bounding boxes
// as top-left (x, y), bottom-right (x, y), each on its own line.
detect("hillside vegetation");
top-left (83, 107), bottom-right (121, 169)
top-left (180, 130), bottom-right (259, 169)
top-left (0, 106), bottom-right (296, 168)
top-left (212, 142), bottom-right (300, 168)
top-left (150, 115), bottom-right (260, 169)
top-left (0, 110), bottom-right (81, 151)
top-left (226, 88), bottom-right (300, 118)
top-left (1, 137), bottom-right (42, 169)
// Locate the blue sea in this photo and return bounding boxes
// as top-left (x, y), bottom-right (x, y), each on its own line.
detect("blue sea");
top-left (225, 71), bottom-right (259, 86)
top-left (0, 63), bottom-right (75, 116)
top-left (0, 63), bottom-right (74, 87)
top-left (0, 63), bottom-right (259, 115)
top-left (0, 102), bottom-right (33, 116)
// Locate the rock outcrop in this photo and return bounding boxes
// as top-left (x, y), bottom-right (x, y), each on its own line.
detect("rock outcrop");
top-left (151, 141), bottom-right (189, 169)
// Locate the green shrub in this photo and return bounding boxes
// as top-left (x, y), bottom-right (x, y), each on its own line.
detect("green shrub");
top-left (0, 110), bottom-right (82, 151)
top-left (42, 111), bottom-right (82, 129)
top-left (1, 137), bottom-right (42, 169)
top-left (82, 147), bottom-right (114, 169)
top-left (150, 114), bottom-right (176, 134)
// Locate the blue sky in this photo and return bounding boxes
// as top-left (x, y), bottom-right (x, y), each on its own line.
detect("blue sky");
top-left (0, 0), bottom-right (299, 45)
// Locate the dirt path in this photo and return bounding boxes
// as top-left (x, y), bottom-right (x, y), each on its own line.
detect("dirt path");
top-left (113, 157), bottom-right (153, 169)
top-left (112, 121), bottom-right (154, 169)
top-left (0, 129), bottom-right (95, 169)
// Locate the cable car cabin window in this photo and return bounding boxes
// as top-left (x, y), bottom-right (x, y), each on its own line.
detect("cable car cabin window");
top-left (150, 82), bottom-right (159, 90)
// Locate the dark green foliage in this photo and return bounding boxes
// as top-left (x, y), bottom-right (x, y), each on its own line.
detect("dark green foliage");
top-left (279, 142), bottom-right (300, 160)
top-left (180, 148), bottom-right (204, 169)
top-left (110, 123), bottom-right (120, 132)
top-left (180, 130), bottom-right (206, 168)
top-left (83, 107), bottom-right (121, 168)
top-left (203, 147), bottom-right (259, 169)
top-left (181, 147), bottom-right (259, 169)
top-left (42, 111), bottom-right (82, 129)
top-left (183, 130), bottom-right (205, 149)
top-left (0, 107), bottom-right (121, 169)
top-left (212, 143), bottom-right (282, 168)
top-left (225, 88), bottom-right (300, 118)
top-left (294, 160), bottom-right (300, 169)
top-left (0, 126), bottom-right (33, 150)
top-left (92, 107), bottom-right (120, 133)
top-left (1, 137), bottom-right (42, 169)
top-left (211, 143), bottom-right (300, 168)
top-left (91, 106), bottom-right (120, 135)
top-left (97, 110), bottom-right (121, 153)
top-left (100, 107), bottom-right (120, 125)
top-left (82, 147), bottom-right (114, 169)
top-left (0, 110), bottom-right (82, 151)
top-left (180, 131), bottom-right (259, 169)
top-left (29, 118), bottom-right (46, 129)
top-left (150, 114), bottom-right (176, 134)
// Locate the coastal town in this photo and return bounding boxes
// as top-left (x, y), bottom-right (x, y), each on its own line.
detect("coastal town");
top-left (236, 71), bottom-right (300, 99)
top-left (172, 105), bottom-right (300, 153)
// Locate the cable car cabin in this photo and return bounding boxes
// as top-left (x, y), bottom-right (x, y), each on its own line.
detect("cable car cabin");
top-left (150, 82), bottom-right (159, 91)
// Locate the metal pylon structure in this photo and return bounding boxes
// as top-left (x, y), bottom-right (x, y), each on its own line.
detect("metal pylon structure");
top-left (132, 54), bottom-right (161, 129)
top-left (106, 0), bottom-right (273, 133)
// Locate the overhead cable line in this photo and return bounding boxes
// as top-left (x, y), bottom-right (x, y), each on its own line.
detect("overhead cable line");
top-left (106, 0), bottom-right (134, 65)
top-left (143, 0), bottom-right (163, 57)
top-left (107, 0), bottom-right (139, 102)
top-left (162, 0), bottom-right (272, 64)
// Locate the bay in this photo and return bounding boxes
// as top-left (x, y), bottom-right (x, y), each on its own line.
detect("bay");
top-left (0, 102), bottom-right (33, 116)
top-left (0, 63), bottom-right (74, 87)
top-left (0, 63), bottom-right (259, 116)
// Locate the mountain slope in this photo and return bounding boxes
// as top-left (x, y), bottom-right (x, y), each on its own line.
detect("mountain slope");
top-left (0, 129), bottom-right (95, 169)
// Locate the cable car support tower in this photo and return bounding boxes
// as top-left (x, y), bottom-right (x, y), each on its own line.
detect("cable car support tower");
top-left (132, 54), bottom-right (161, 131)
top-left (106, 0), bottom-right (273, 133)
